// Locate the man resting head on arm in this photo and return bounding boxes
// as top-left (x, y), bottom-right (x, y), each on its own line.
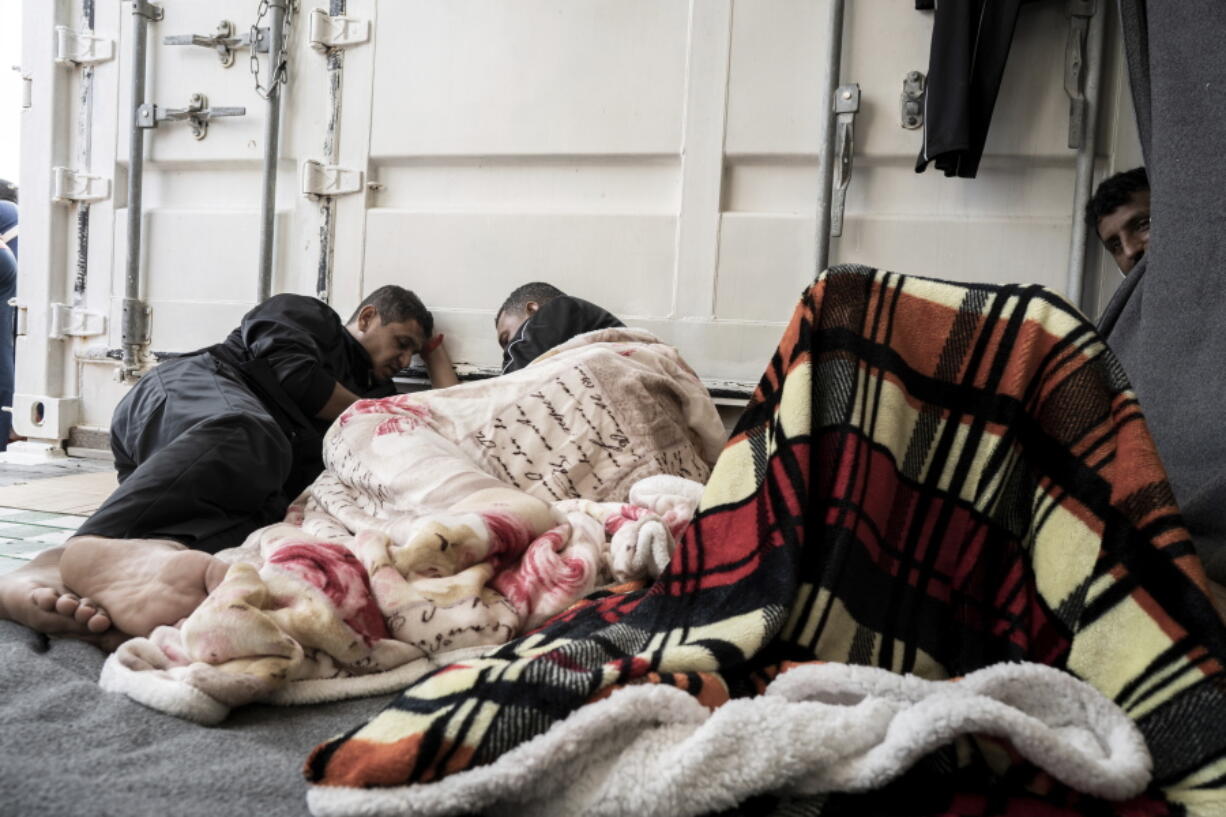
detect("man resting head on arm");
top-left (0, 286), bottom-right (454, 647)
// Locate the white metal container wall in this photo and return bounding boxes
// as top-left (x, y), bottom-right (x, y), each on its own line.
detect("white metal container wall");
top-left (16, 0), bottom-right (1135, 441)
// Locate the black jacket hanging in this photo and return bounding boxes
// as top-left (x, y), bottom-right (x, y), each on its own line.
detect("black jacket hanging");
top-left (915, 0), bottom-right (1028, 179)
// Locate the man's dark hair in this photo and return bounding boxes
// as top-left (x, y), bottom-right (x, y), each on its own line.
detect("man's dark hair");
top-left (1085, 166), bottom-right (1149, 230)
top-left (348, 285), bottom-right (434, 337)
top-left (0, 179), bottom-right (16, 205)
top-left (496, 282), bottom-right (565, 323)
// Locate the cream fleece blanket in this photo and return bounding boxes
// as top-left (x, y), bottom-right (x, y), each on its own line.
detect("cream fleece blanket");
top-left (101, 330), bottom-right (724, 723)
top-left (307, 661), bottom-right (1151, 817)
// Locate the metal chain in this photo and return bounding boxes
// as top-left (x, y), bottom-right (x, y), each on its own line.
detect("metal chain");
top-left (250, 0), bottom-right (299, 100)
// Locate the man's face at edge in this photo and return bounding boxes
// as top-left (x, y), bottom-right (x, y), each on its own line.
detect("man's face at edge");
top-left (1097, 190), bottom-right (1151, 276)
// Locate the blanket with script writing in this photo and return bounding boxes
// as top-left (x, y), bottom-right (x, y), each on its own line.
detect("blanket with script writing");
top-left (100, 329), bottom-right (725, 723)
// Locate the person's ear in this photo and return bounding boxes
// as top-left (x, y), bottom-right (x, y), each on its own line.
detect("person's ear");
top-left (358, 304), bottom-right (378, 333)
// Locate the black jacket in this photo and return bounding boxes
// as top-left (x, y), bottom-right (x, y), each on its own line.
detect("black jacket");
top-left (501, 296), bottom-right (624, 374)
top-left (206, 294), bottom-right (377, 495)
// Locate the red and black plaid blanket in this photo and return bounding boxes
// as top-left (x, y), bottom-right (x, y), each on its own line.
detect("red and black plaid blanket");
top-left (307, 267), bottom-right (1226, 816)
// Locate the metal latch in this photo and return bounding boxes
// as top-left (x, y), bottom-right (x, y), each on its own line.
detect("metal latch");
top-left (301, 160), bottom-right (364, 197)
top-left (164, 20), bottom-right (268, 68)
top-left (49, 303), bottom-right (107, 339)
top-left (52, 167), bottom-right (111, 203)
top-left (901, 71), bottom-right (925, 130)
top-left (137, 93), bottom-right (246, 140)
top-left (307, 9), bottom-right (370, 51)
top-left (54, 26), bottom-right (115, 66)
top-left (830, 84), bottom-right (860, 238)
top-left (1064, 0), bottom-right (1096, 148)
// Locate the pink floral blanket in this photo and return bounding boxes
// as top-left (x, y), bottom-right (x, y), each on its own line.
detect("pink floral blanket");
top-left (100, 330), bottom-right (725, 723)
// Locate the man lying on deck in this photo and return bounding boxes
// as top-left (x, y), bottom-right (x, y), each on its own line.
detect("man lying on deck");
top-left (494, 282), bottom-right (624, 374)
top-left (0, 286), bottom-right (457, 648)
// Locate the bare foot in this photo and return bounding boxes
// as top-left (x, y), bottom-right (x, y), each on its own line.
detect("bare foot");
top-left (60, 536), bottom-right (230, 638)
top-left (0, 547), bottom-right (126, 648)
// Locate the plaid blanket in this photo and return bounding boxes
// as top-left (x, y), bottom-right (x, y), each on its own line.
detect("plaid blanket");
top-left (306, 266), bottom-right (1226, 816)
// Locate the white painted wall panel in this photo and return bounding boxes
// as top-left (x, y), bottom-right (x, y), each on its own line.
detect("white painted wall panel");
top-left (363, 210), bottom-right (677, 347)
top-left (724, 0), bottom-right (826, 157)
top-left (715, 214), bottom-right (815, 323)
top-left (369, 158), bottom-right (680, 215)
top-left (143, 300), bottom-right (252, 353)
top-left (836, 216), bottom-right (1071, 293)
top-left (370, 0), bottom-right (689, 157)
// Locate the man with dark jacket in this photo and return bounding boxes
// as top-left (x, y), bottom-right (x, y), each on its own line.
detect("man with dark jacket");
top-left (494, 282), bottom-right (624, 374)
top-left (0, 285), bottom-right (457, 645)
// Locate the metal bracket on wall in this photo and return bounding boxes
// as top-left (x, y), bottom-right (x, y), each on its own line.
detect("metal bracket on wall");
top-left (301, 160), bottom-right (364, 197)
top-left (307, 9), bottom-right (371, 51)
top-left (830, 84), bottom-right (860, 238)
top-left (164, 20), bottom-right (269, 68)
top-left (49, 303), bottom-right (107, 339)
top-left (119, 298), bottom-right (152, 381)
top-left (133, 0), bottom-right (164, 22)
top-left (137, 93), bottom-right (246, 140)
top-left (51, 167), bottom-right (111, 203)
top-left (54, 26), bottom-right (115, 65)
top-left (901, 71), bottom-right (925, 130)
top-left (1064, 0), bottom-right (1096, 148)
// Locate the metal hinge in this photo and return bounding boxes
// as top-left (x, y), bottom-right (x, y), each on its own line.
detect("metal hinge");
top-left (307, 9), bottom-right (370, 51)
top-left (52, 167), bottom-right (112, 203)
top-left (54, 26), bottom-right (115, 66)
top-left (49, 303), bottom-right (107, 339)
top-left (301, 160), bottom-right (364, 197)
top-left (901, 71), bottom-right (926, 130)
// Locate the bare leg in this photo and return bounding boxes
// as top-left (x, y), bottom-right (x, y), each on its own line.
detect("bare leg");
top-left (0, 547), bottom-right (125, 648)
top-left (60, 535), bottom-right (230, 638)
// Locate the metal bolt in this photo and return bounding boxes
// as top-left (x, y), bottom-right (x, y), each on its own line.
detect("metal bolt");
top-left (842, 90), bottom-right (852, 100)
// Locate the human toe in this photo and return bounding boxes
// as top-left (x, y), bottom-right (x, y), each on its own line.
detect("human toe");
top-left (31, 586), bottom-right (63, 611)
top-left (74, 597), bottom-right (112, 631)
top-left (54, 592), bottom-right (82, 617)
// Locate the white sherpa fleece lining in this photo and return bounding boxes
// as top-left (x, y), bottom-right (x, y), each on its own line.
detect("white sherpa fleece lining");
top-left (306, 661), bottom-right (1150, 817)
